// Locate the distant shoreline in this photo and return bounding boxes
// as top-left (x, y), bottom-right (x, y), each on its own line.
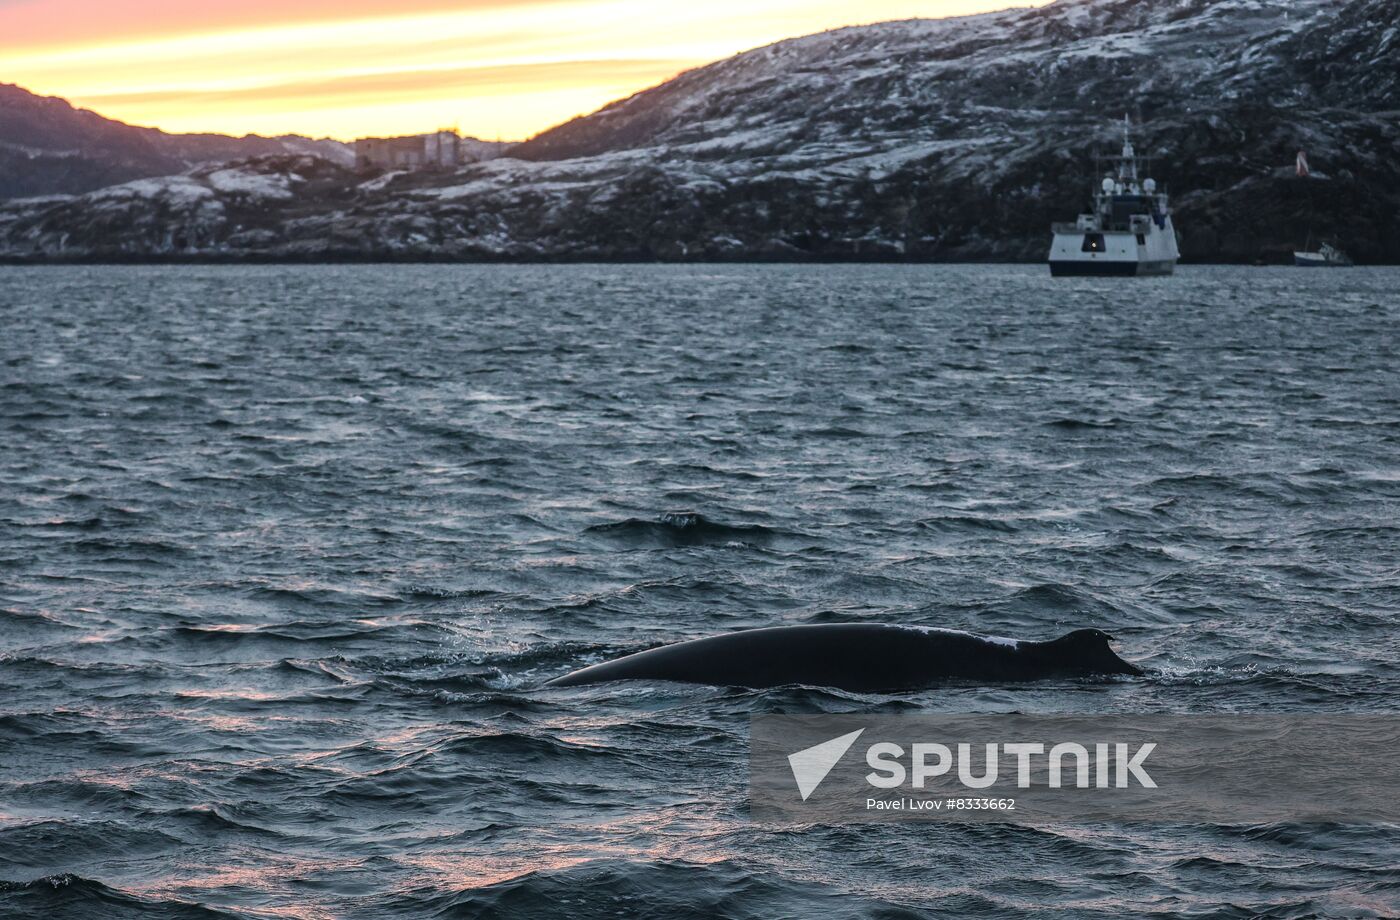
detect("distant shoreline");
top-left (4, 255), bottom-right (1385, 267)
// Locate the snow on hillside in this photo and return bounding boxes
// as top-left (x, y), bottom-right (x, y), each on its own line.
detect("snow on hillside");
top-left (512, 0), bottom-right (1343, 166)
top-left (203, 165), bottom-right (297, 199)
top-left (273, 136), bottom-right (355, 167)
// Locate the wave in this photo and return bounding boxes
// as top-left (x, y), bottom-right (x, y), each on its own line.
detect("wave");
top-left (168, 618), bottom-right (449, 644)
top-left (385, 857), bottom-right (889, 920)
top-left (1003, 583), bottom-right (1110, 614)
top-left (0, 820), bottom-right (184, 870)
top-left (0, 874), bottom-right (238, 920)
top-left (153, 804), bottom-right (289, 839)
top-left (584, 511), bottom-right (792, 547)
top-left (67, 537), bottom-right (191, 561)
top-left (915, 516), bottom-right (1019, 534)
top-left (427, 731), bottom-right (620, 765)
top-left (398, 585), bottom-right (502, 601)
top-left (0, 711), bottom-right (144, 745)
top-left (243, 583), bottom-right (405, 610)
top-left (803, 425), bottom-right (869, 439)
top-left (1044, 416), bottom-right (1125, 430)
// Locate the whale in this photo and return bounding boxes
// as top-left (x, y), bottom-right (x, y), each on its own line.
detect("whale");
top-left (544, 624), bottom-right (1141, 693)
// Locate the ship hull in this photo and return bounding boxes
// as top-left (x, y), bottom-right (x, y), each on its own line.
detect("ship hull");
top-left (1049, 259), bottom-right (1176, 277)
top-left (1047, 216), bottom-right (1180, 278)
top-left (1293, 253), bottom-right (1351, 267)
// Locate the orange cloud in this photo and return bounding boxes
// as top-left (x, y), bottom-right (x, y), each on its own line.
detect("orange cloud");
top-left (0, 0), bottom-right (556, 48)
top-left (83, 59), bottom-right (691, 110)
top-left (0, 0), bottom-right (1048, 140)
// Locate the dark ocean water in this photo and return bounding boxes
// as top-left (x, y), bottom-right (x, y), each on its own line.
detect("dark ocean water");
top-left (2, 264), bottom-right (1398, 919)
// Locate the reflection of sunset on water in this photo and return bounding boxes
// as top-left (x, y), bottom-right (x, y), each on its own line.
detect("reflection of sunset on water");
top-left (399, 823), bottom-right (734, 892)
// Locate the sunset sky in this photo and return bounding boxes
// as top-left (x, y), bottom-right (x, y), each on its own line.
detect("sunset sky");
top-left (0, 0), bottom-right (1042, 142)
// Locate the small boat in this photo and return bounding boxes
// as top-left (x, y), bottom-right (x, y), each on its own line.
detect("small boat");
top-left (1294, 240), bottom-right (1353, 267)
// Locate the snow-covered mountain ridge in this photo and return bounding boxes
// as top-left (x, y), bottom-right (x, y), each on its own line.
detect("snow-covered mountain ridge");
top-left (2, 0), bottom-right (1397, 262)
top-left (0, 84), bottom-right (355, 199)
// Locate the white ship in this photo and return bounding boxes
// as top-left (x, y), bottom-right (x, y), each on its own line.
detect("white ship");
top-left (1048, 118), bottom-right (1180, 276)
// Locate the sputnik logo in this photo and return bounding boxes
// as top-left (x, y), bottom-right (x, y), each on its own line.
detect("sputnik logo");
top-left (787, 729), bottom-right (865, 801)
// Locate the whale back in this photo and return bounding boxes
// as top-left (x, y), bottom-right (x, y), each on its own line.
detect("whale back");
top-left (544, 623), bottom-right (1140, 691)
top-left (546, 624), bottom-right (948, 692)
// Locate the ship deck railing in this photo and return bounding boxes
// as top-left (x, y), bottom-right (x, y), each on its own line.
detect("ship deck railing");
top-left (1052, 223), bottom-right (1144, 235)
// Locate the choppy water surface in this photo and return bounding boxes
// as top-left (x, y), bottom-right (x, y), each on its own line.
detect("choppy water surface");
top-left (2, 264), bottom-right (1399, 919)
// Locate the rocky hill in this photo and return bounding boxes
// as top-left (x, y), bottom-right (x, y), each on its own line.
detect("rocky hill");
top-left (0, 84), bottom-right (354, 199)
top-left (1, 0), bottom-right (1397, 263)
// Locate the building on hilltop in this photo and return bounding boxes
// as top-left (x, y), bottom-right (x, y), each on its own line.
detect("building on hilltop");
top-left (354, 130), bottom-right (463, 170)
top-left (423, 131), bottom-right (461, 167)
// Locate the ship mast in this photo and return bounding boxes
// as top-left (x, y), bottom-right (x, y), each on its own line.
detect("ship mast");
top-left (1118, 114), bottom-right (1138, 183)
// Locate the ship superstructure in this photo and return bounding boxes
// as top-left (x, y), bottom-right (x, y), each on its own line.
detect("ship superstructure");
top-left (1048, 118), bottom-right (1180, 276)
